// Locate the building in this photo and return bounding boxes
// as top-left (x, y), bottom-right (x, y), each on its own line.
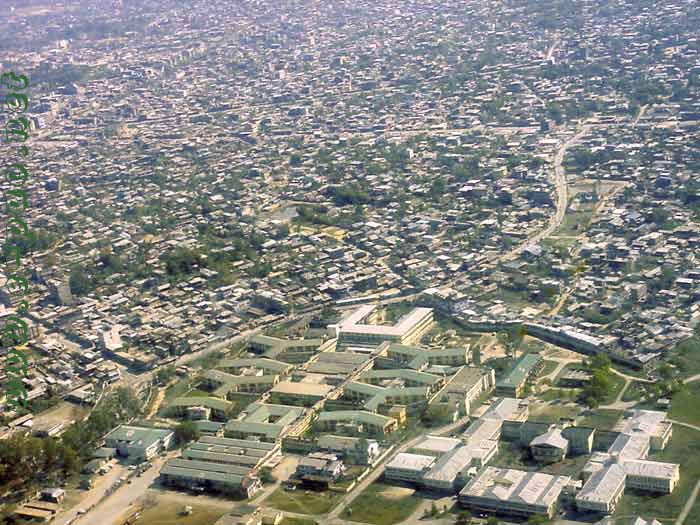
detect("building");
top-left (296, 452), bottom-right (345, 483)
top-left (380, 342), bottom-right (470, 369)
top-left (459, 467), bottom-right (571, 519)
top-left (225, 403), bottom-right (306, 442)
top-left (576, 410), bottom-right (678, 515)
top-left (330, 305), bottom-right (434, 351)
top-left (48, 278), bottom-right (74, 306)
top-left (385, 452), bottom-right (436, 484)
top-left (315, 410), bottom-right (397, 436)
top-left (317, 434), bottom-right (380, 465)
top-left (412, 435), bottom-right (462, 457)
top-left (530, 429), bottom-right (569, 463)
top-left (160, 458), bottom-right (261, 498)
top-left (421, 445), bottom-right (477, 492)
top-left (104, 425), bottom-right (174, 461)
top-left (495, 353), bottom-right (543, 398)
top-left (576, 461), bottom-right (627, 514)
top-left (168, 396), bottom-right (235, 421)
top-left (269, 381), bottom-right (334, 406)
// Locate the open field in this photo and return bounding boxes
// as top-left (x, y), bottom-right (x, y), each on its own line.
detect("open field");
top-left (265, 487), bottom-right (342, 515)
top-left (669, 381), bottom-right (700, 428)
top-left (131, 500), bottom-right (227, 525)
top-left (528, 401), bottom-right (581, 423)
top-left (493, 441), bottom-right (589, 478)
top-left (538, 359), bottom-right (561, 378)
top-left (341, 482), bottom-right (422, 525)
top-left (280, 518), bottom-right (318, 525)
top-left (578, 408), bottom-right (623, 430)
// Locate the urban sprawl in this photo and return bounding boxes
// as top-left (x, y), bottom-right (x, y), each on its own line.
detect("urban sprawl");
top-left (1, 2), bottom-right (700, 525)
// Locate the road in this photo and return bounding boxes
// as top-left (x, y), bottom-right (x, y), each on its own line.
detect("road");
top-left (500, 124), bottom-right (588, 263)
top-left (72, 454), bottom-right (173, 525)
top-left (54, 462), bottom-right (128, 525)
top-left (326, 414), bottom-right (471, 520)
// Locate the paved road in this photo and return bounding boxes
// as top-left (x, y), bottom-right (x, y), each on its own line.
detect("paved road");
top-left (54, 462), bottom-right (127, 525)
top-left (72, 454), bottom-right (173, 525)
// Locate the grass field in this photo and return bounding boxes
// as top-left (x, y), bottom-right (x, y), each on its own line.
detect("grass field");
top-left (280, 518), bottom-right (318, 525)
top-left (601, 373), bottom-right (627, 405)
top-left (614, 426), bottom-right (700, 522)
top-left (538, 360), bottom-right (561, 378)
top-left (265, 487), bottom-right (342, 515)
top-left (669, 381), bottom-right (700, 428)
top-left (493, 441), bottom-right (589, 478)
top-left (539, 388), bottom-right (581, 402)
top-left (164, 377), bottom-right (193, 401)
top-left (342, 483), bottom-right (422, 525)
top-left (578, 408), bottom-right (623, 430)
top-left (555, 208), bottom-right (594, 237)
top-left (134, 501), bottom-right (227, 525)
top-left (528, 401), bottom-right (581, 423)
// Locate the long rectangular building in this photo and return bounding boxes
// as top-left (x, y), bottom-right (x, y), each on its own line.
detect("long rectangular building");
top-left (459, 467), bottom-right (570, 519)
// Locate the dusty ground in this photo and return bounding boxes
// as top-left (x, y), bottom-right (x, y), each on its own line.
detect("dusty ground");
top-left (32, 401), bottom-right (90, 429)
top-left (378, 485), bottom-right (416, 500)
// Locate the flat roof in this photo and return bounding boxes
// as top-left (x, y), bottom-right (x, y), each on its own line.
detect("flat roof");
top-left (270, 381), bottom-right (334, 397)
top-left (105, 425), bottom-right (173, 446)
top-left (461, 467), bottom-right (571, 508)
top-left (386, 452), bottom-right (436, 472)
top-left (338, 305), bottom-right (433, 336)
top-left (413, 435), bottom-right (462, 455)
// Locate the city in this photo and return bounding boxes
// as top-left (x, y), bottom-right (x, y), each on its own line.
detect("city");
top-left (0, 1), bottom-right (699, 525)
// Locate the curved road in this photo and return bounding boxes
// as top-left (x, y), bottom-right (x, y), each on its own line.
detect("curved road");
top-left (502, 124), bottom-right (589, 263)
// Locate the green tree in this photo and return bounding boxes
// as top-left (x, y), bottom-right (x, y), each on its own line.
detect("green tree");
top-left (174, 421), bottom-right (201, 445)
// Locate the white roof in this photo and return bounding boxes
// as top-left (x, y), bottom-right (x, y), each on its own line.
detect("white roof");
top-left (576, 464), bottom-right (627, 504)
top-left (460, 467), bottom-right (570, 507)
top-left (386, 452), bottom-right (436, 472)
top-left (413, 435), bottom-right (462, 455)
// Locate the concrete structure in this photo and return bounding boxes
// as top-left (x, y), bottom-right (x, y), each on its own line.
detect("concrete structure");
top-left (530, 428), bottom-right (569, 463)
top-left (495, 353), bottom-right (543, 398)
top-left (225, 403), bottom-right (306, 441)
top-left (269, 381), bottom-right (334, 406)
top-left (385, 452), bottom-right (436, 483)
top-left (104, 425), bottom-right (174, 461)
top-left (459, 467), bottom-right (571, 519)
top-left (315, 410), bottom-right (397, 436)
top-left (330, 305), bottom-right (434, 351)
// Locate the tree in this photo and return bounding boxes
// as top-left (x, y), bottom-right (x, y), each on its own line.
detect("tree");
top-left (486, 517), bottom-right (500, 525)
top-left (155, 366), bottom-right (176, 385)
top-left (456, 510), bottom-right (472, 525)
top-left (259, 466), bottom-right (276, 484)
top-left (174, 421), bottom-right (200, 445)
top-left (430, 502), bottom-right (439, 517)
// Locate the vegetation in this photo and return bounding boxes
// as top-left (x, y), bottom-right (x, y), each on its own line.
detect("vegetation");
top-left (0, 388), bottom-right (141, 500)
top-left (174, 421), bottom-right (201, 445)
top-left (342, 483), bottom-right (422, 525)
top-left (266, 487), bottom-right (342, 515)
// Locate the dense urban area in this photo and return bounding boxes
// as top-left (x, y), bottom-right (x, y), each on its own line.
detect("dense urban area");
top-left (1, 1), bottom-right (700, 525)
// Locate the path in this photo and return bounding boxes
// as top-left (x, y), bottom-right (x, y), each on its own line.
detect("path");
top-left (669, 419), bottom-right (700, 525)
top-left (501, 124), bottom-right (589, 263)
top-left (676, 479), bottom-right (700, 525)
top-left (683, 373), bottom-right (700, 384)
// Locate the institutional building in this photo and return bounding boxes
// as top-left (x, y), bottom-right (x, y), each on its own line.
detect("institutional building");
top-left (494, 353), bottom-right (543, 398)
top-left (459, 467), bottom-right (571, 519)
top-left (330, 305), bottom-right (434, 351)
top-left (104, 425), bottom-right (174, 461)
